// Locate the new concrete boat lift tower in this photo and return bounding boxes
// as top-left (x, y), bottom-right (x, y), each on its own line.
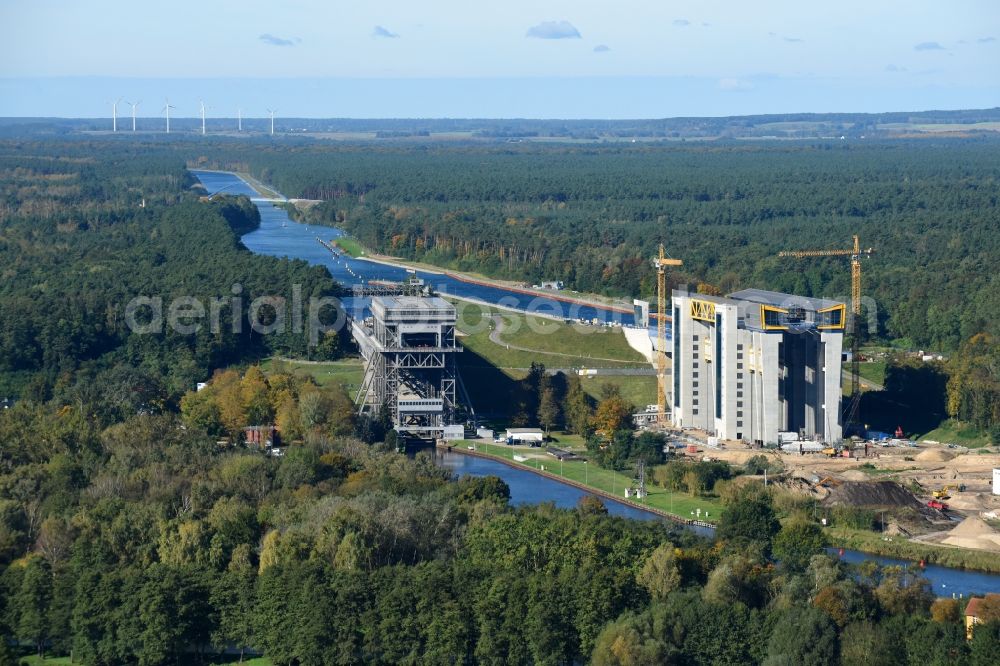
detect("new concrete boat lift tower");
top-left (352, 295), bottom-right (472, 440)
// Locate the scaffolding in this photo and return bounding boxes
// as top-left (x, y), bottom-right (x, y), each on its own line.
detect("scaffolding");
top-left (351, 296), bottom-right (463, 437)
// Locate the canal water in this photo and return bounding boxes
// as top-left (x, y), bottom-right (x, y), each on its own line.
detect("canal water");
top-left (192, 169), bottom-right (641, 326)
top-left (439, 450), bottom-right (1000, 598)
top-left (191, 169), bottom-right (1000, 598)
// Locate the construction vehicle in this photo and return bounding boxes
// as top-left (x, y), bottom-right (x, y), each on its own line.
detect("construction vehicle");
top-left (652, 244), bottom-right (682, 427)
top-left (778, 235), bottom-right (875, 427)
top-left (821, 446), bottom-right (840, 457)
top-left (944, 483), bottom-right (967, 493)
top-left (932, 488), bottom-right (951, 500)
top-left (927, 500), bottom-right (949, 511)
top-left (816, 476), bottom-right (843, 488)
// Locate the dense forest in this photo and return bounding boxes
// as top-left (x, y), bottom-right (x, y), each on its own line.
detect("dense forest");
top-left (2, 368), bottom-right (999, 665)
top-left (0, 141), bottom-right (343, 402)
top-left (195, 139), bottom-right (1000, 354)
top-left (1, 135), bottom-right (999, 664)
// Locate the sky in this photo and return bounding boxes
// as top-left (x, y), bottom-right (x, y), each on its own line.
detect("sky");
top-left (0, 0), bottom-right (997, 118)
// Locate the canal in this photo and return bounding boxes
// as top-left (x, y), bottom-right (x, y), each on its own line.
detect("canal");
top-left (438, 449), bottom-right (1000, 598)
top-left (192, 169), bottom-right (643, 326)
top-left (192, 169), bottom-right (1000, 599)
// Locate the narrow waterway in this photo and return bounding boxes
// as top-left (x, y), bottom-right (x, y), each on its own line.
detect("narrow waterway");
top-left (438, 449), bottom-right (1000, 598)
top-left (191, 169), bottom-right (1000, 598)
top-left (192, 169), bottom-right (644, 326)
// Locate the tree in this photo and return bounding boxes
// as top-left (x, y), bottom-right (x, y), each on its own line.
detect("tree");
top-left (772, 520), bottom-right (827, 571)
top-left (211, 567), bottom-right (257, 663)
top-left (874, 566), bottom-right (933, 616)
top-left (764, 606), bottom-right (838, 666)
top-left (636, 542), bottom-right (681, 601)
top-left (930, 597), bottom-right (962, 623)
top-left (538, 385), bottom-right (560, 434)
top-left (839, 622), bottom-right (902, 666)
top-left (969, 620), bottom-right (1000, 665)
top-left (716, 483), bottom-right (780, 559)
top-left (593, 394), bottom-right (633, 438)
top-left (564, 376), bottom-right (593, 436)
top-left (591, 612), bottom-right (670, 666)
top-left (15, 557), bottom-right (52, 658)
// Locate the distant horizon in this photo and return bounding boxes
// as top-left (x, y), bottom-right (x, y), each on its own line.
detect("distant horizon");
top-left (2, 75), bottom-right (998, 120)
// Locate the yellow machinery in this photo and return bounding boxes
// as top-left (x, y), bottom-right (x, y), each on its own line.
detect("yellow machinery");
top-left (932, 489), bottom-right (951, 500)
top-left (778, 235), bottom-right (875, 426)
top-left (653, 245), bottom-right (683, 426)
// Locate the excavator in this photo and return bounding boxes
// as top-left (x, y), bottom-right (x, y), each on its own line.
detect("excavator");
top-left (931, 484), bottom-right (967, 500)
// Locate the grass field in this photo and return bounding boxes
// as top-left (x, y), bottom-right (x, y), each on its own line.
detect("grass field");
top-left (856, 361), bottom-right (886, 386)
top-left (451, 301), bottom-right (658, 414)
top-left (454, 301), bottom-right (647, 370)
top-left (579, 375), bottom-right (658, 411)
top-left (461, 441), bottom-right (720, 522)
top-left (260, 357), bottom-right (364, 393)
top-left (918, 419), bottom-right (993, 449)
top-left (496, 313), bottom-right (648, 364)
top-left (333, 236), bottom-right (365, 258)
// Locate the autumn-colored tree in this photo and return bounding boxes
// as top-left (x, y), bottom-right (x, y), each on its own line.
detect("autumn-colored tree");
top-left (931, 597), bottom-right (962, 623)
top-left (241, 366), bottom-right (273, 425)
top-left (592, 394), bottom-right (633, 437)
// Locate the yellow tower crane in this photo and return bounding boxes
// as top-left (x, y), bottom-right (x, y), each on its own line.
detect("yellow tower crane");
top-left (778, 235), bottom-right (875, 425)
top-left (653, 245), bottom-right (683, 426)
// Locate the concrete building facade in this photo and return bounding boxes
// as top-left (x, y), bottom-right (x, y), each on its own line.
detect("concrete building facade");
top-left (671, 288), bottom-right (845, 444)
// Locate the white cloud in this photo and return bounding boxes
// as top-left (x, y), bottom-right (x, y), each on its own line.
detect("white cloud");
top-left (673, 19), bottom-right (690, 27)
top-left (526, 20), bottom-right (581, 39)
top-left (372, 25), bottom-right (400, 39)
top-left (259, 34), bottom-right (300, 47)
top-left (593, 44), bottom-right (611, 53)
top-left (718, 77), bottom-right (754, 91)
top-left (914, 41), bottom-right (944, 51)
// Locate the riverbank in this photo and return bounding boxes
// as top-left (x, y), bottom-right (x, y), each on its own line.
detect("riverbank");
top-left (827, 526), bottom-right (1000, 574)
top-left (444, 440), bottom-right (718, 526)
top-left (445, 441), bottom-right (1000, 574)
top-left (325, 233), bottom-right (635, 315)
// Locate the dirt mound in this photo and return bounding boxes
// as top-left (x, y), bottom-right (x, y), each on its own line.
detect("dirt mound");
top-left (947, 516), bottom-right (997, 538)
top-left (941, 517), bottom-right (1000, 552)
top-left (916, 449), bottom-right (955, 462)
top-left (823, 480), bottom-right (923, 509)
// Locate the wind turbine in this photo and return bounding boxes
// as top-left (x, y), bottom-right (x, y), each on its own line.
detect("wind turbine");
top-left (237, 107), bottom-right (242, 132)
top-left (162, 98), bottom-right (176, 133)
top-left (267, 108), bottom-right (276, 136)
top-left (126, 100), bottom-right (141, 132)
top-left (110, 98), bottom-right (122, 132)
top-left (199, 100), bottom-right (207, 135)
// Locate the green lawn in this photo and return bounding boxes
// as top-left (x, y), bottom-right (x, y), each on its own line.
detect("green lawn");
top-left (261, 357), bottom-right (364, 393)
top-left (856, 361), bottom-right (886, 386)
top-left (580, 375), bottom-right (658, 411)
top-left (332, 236), bottom-right (365, 258)
top-left (497, 312), bottom-right (647, 364)
top-left (452, 301), bottom-right (658, 413)
top-left (453, 301), bottom-right (648, 370)
top-left (462, 441), bottom-right (721, 522)
top-left (918, 419), bottom-right (993, 449)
